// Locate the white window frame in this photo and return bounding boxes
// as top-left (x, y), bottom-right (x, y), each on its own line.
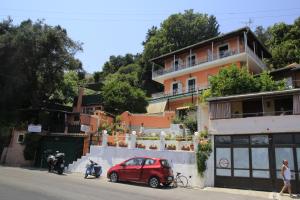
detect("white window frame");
top-left (186, 54), bottom-right (197, 67)
top-left (171, 81), bottom-right (181, 95)
top-left (217, 43), bottom-right (230, 58)
top-left (172, 58), bottom-right (183, 70)
top-left (186, 77), bottom-right (197, 93)
top-left (17, 134), bottom-right (25, 143)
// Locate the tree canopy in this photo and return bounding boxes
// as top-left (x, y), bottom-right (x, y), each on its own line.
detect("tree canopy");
top-left (255, 17), bottom-right (300, 68)
top-left (209, 65), bottom-right (286, 97)
top-left (0, 18), bottom-right (82, 123)
top-left (102, 69), bottom-right (148, 114)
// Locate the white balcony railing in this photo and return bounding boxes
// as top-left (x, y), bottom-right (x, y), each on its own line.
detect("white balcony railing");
top-left (245, 46), bottom-right (266, 69)
top-left (152, 49), bottom-right (240, 78)
top-left (209, 114), bottom-right (300, 135)
top-left (151, 84), bottom-right (209, 99)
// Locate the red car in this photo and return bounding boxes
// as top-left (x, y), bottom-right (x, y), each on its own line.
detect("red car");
top-left (107, 157), bottom-right (174, 188)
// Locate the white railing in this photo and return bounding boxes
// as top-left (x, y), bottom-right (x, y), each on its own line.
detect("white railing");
top-left (245, 46), bottom-right (266, 69)
top-left (152, 49), bottom-right (240, 78)
top-left (151, 84), bottom-right (209, 99)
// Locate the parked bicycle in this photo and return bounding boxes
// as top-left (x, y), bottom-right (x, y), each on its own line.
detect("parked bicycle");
top-left (173, 172), bottom-right (192, 188)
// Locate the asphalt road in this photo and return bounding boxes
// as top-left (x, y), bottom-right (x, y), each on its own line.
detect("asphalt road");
top-left (0, 166), bottom-right (268, 200)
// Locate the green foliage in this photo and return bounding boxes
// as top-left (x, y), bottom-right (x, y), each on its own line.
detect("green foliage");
top-left (102, 76), bottom-right (148, 114)
top-left (101, 58), bottom-right (148, 114)
top-left (209, 65), bottom-right (286, 97)
top-left (171, 116), bottom-right (182, 124)
top-left (102, 54), bottom-right (139, 76)
top-left (23, 134), bottom-right (42, 160)
top-left (0, 124), bottom-right (12, 156)
top-left (199, 89), bottom-right (212, 103)
top-left (255, 17), bottom-right (300, 68)
top-left (196, 140), bottom-right (212, 176)
top-left (0, 18), bottom-right (82, 123)
top-left (182, 115), bottom-right (197, 134)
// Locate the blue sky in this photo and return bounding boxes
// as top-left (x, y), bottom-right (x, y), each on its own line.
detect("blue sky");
top-left (1, 0), bottom-right (299, 73)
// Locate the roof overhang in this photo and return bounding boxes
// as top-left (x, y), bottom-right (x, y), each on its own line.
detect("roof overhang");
top-left (207, 88), bottom-right (300, 102)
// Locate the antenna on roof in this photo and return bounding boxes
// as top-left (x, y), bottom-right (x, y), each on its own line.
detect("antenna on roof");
top-left (241, 18), bottom-right (254, 29)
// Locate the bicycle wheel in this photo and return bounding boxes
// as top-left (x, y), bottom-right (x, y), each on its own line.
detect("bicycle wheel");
top-left (175, 175), bottom-right (188, 188)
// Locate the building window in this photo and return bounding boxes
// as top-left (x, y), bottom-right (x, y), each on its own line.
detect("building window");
top-left (218, 44), bottom-right (229, 58)
top-left (187, 55), bottom-right (196, 66)
top-left (172, 82), bottom-right (179, 95)
top-left (17, 134), bottom-right (25, 143)
top-left (187, 78), bottom-right (196, 92)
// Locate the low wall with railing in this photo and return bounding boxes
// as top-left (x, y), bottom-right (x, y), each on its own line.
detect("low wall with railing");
top-left (68, 133), bottom-right (215, 187)
top-left (68, 144), bottom-right (214, 188)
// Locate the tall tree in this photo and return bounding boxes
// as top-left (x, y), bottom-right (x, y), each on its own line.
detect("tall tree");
top-left (255, 17), bottom-right (300, 68)
top-left (102, 70), bottom-right (147, 114)
top-left (0, 18), bottom-right (82, 122)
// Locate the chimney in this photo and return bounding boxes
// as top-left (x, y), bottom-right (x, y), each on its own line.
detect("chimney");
top-left (75, 87), bottom-right (84, 113)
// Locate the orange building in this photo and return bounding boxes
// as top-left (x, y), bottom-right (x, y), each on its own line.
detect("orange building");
top-left (149, 27), bottom-right (271, 131)
top-left (120, 111), bottom-right (175, 133)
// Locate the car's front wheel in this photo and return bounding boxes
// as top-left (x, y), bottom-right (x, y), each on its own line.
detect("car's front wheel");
top-left (110, 172), bottom-right (118, 183)
top-left (149, 177), bottom-right (160, 188)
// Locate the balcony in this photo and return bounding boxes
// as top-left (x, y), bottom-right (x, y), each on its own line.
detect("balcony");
top-left (151, 84), bottom-right (209, 100)
top-left (152, 46), bottom-right (266, 84)
top-left (208, 89), bottom-right (300, 135)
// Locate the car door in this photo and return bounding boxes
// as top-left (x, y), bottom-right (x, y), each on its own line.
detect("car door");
top-left (119, 158), bottom-right (144, 181)
top-left (141, 158), bottom-right (156, 182)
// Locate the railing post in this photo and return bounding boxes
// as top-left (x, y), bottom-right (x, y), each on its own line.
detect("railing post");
top-left (159, 131), bottom-right (166, 151)
top-left (129, 131), bottom-right (136, 149)
top-left (102, 130), bottom-right (108, 147)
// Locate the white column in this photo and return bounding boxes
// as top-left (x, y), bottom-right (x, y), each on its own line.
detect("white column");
top-left (159, 131), bottom-right (166, 151)
top-left (129, 131), bottom-right (136, 149)
top-left (102, 130), bottom-right (108, 147)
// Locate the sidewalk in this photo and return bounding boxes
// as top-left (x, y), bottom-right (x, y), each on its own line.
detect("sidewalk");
top-left (203, 187), bottom-right (300, 200)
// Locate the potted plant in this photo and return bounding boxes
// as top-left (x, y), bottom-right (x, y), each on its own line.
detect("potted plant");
top-left (149, 144), bottom-right (158, 150)
top-left (190, 144), bottom-right (194, 151)
top-left (136, 143), bottom-right (145, 149)
top-left (167, 144), bottom-right (176, 150)
top-left (107, 142), bottom-right (116, 147)
top-left (181, 145), bottom-right (191, 151)
top-left (118, 141), bottom-right (128, 148)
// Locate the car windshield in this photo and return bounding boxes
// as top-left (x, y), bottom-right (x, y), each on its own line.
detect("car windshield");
top-left (160, 159), bottom-right (170, 168)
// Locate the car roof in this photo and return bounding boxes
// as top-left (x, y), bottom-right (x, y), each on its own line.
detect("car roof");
top-left (130, 156), bottom-right (164, 160)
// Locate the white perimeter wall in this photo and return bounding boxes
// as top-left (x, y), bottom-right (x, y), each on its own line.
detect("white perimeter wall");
top-left (209, 115), bottom-right (300, 135)
top-left (68, 145), bottom-right (214, 188)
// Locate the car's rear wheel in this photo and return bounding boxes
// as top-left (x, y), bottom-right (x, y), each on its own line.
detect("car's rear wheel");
top-left (110, 172), bottom-right (118, 183)
top-left (149, 177), bottom-right (160, 188)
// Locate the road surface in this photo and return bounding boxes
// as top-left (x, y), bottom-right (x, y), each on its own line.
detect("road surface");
top-left (0, 166), bottom-right (269, 200)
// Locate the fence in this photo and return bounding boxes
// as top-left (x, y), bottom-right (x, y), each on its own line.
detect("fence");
top-left (91, 133), bottom-right (199, 152)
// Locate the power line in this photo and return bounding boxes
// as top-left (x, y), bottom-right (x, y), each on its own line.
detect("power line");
top-left (0, 13), bottom-right (298, 23)
top-left (0, 7), bottom-right (299, 16)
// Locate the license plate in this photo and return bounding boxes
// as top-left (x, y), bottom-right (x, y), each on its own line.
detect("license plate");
top-left (60, 164), bottom-right (64, 168)
top-left (168, 176), bottom-right (173, 181)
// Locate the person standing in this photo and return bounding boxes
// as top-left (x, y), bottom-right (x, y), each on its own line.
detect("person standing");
top-left (280, 160), bottom-right (292, 197)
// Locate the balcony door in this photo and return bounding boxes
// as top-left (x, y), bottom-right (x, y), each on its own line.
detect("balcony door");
top-left (219, 44), bottom-right (229, 58)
